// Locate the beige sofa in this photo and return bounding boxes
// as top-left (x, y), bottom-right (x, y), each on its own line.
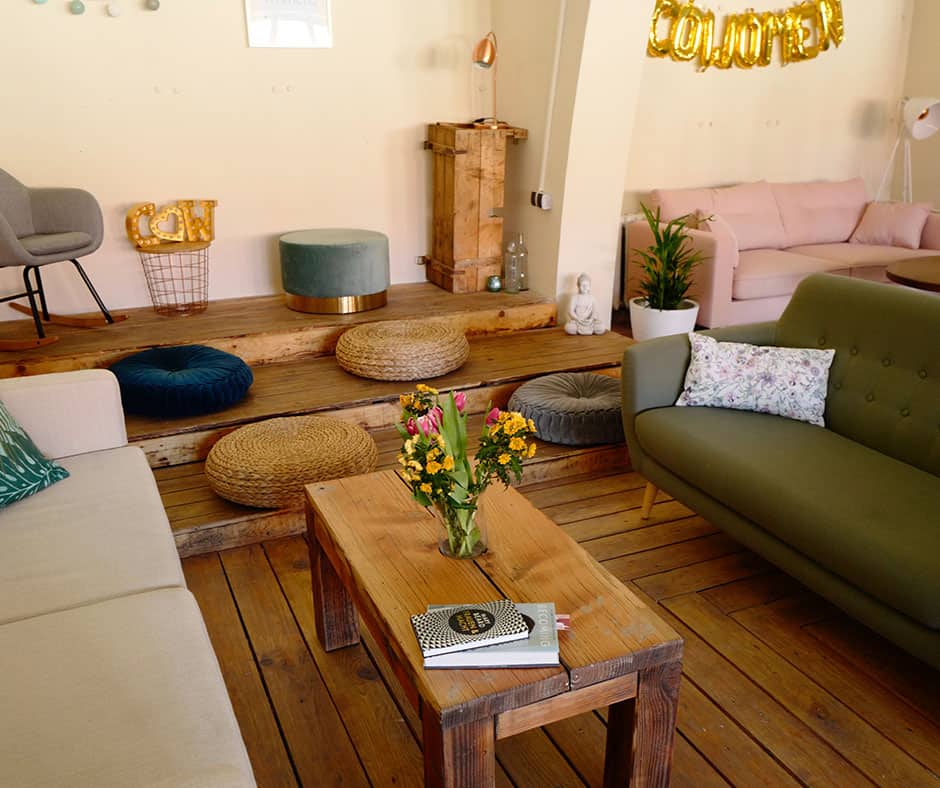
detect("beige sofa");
top-left (626, 179), bottom-right (940, 327)
top-left (0, 370), bottom-right (255, 787)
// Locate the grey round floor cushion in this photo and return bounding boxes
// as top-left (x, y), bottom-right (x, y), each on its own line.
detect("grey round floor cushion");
top-left (508, 372), bottom-right (624, 446)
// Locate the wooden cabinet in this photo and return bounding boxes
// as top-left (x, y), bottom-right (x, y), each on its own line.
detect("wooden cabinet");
top-left (423, 122), bottom-right (527, 293)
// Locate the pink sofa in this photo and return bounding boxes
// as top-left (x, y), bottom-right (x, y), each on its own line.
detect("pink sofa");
top-left (626, 179), bottom-right (940, 327)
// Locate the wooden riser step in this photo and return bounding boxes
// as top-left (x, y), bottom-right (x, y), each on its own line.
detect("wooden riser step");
top-left (130, 327), bottom-right (631, 468)
top-left (159, 427), bottom-right (631, 557)
top-left (0, 283), bottom-right (555, 377)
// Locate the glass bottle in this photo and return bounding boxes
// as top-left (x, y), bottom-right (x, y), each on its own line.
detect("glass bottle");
top-left (503, 235), bottom-right (520, 293)
top-left (516, 233), bottom-right (529, 291)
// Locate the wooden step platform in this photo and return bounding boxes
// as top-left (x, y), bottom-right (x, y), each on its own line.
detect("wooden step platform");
top-left (159, 421), bottom-right (631, 557)
top-left (131, 327), bottom-right (630, 467)
top-left (0, 284), bottom-right (555, 377)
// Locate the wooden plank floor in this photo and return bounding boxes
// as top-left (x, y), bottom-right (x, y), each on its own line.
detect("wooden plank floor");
top-left (0, 283), bottom-right (555, 377)
top-left (183, 469), bottom-right (940, 787)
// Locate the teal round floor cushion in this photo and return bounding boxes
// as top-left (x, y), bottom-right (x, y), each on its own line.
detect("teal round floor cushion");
top-left (280, 228), bottom-right (390, 314)
top-left (508, 372), bottom-right (624, 446)
top-left (110, 345), bottom-right (253, 418)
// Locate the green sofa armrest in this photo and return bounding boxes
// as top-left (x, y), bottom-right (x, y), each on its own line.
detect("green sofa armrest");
top-left (621, 322), bottom-right (778, 474)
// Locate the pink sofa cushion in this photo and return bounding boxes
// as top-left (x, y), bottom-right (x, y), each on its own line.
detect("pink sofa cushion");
top-left (732, 249), bottom-right (847, 300)
top-left (786, 243), bottom-right (938, 266)
top-left (650, 181), bottom-right (786, 252)
top-left (850, 201), bottom-right (932, 249)
top-left (772, 179), bottom-right (868, 247)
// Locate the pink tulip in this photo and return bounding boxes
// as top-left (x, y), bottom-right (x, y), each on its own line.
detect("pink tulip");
top-left (418, 406), bottom-right (443, 434)
top-left (405, 418), bottom-right (418, 436)
top-left (453, 391), bottom-right (467, 413)
top-left (485, 407), bottom-right (500, 426)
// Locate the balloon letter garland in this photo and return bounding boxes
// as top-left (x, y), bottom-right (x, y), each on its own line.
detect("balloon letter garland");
top-left (648, 0), bottom-right (844, 69)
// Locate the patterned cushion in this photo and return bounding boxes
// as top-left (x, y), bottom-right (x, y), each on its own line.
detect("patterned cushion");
top-left (675, 333), bottom-right (835, 426)
top-left (0, 400), bottom-right (69, 507)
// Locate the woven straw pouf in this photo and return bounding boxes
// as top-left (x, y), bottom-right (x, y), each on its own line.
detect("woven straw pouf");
top-left (204, 415), bottom-right (378, 508)
top-left (335, 319), bottom-right (470, 381)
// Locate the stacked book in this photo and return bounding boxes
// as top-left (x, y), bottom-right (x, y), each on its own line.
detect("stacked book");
top-left (410, 599), bottom-right (565, 669)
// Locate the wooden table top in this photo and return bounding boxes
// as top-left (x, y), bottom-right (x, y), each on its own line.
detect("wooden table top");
top-left (306, 470), bottom-right (682, 727)
top-left (886, 256), bottom-right (940, 292)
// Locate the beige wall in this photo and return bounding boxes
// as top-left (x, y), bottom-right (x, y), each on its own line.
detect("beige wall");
top-left (624, 0), bottom-right (915, 211)
top-left (904, 0), bottom-right (940, 205)
top-left (0, 1), bottom-right (489, 319)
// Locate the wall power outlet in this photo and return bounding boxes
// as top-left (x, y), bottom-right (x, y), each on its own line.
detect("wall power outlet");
top-left (530, 191), bottom-right (553, 210)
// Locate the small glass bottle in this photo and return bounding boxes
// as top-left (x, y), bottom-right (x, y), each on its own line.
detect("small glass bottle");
top-left (503, 235), bottom-right (520, 293)
top-left (516, 233), bottom-right (529, 291)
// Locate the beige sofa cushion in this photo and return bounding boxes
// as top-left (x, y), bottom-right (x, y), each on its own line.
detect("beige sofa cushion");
top-left (0, 588), bottom-right (254, 787)
top-left (786, 242), bottom-right (938, 266)
top-left (0, 446), bottom-right (184, 625)
top-left (733, 249), bottom-right (847, 300)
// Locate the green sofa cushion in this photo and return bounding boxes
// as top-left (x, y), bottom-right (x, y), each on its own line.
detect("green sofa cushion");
top-left (635, 406), bottom-right (940, 629)
top-left (775, 274), bottom-right (940, 476)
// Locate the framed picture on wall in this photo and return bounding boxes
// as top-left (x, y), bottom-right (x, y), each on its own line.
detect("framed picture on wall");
top-left (244, 0), bottom-right (332, 48)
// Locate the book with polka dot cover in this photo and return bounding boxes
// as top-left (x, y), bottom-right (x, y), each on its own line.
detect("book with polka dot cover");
top-left (410, 599), bottom-right (530, 658)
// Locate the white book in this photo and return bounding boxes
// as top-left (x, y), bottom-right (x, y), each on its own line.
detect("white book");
top-left (424, 602), bottom-right (560, 669)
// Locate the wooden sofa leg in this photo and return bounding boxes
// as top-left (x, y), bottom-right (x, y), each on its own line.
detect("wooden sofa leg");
top-left (640, 482), bottom-right (658, 519)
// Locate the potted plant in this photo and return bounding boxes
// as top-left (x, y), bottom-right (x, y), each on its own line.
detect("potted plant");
top-left (629, 203), bottom-right (704, 341)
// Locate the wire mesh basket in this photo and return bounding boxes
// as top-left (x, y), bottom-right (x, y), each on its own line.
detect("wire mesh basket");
top-left (138, 241), bottom-right (209, 316)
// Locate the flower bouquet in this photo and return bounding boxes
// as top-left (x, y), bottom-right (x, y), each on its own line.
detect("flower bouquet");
top-left (396, 384), bottom-right (537, 558)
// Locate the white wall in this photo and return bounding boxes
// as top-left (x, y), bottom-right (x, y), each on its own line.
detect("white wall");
top-left (0, 1), bottom-right (489, 319)
top-left (624, 0), bottom-right (915, 210)
top-left (904, 0), bottom-right (940, 205)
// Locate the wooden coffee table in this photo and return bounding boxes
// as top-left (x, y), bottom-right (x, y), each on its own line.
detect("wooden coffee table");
top-left (305, 470), bottom-right (683, 787)
top-left (886, 256), bottom-right (940, 292)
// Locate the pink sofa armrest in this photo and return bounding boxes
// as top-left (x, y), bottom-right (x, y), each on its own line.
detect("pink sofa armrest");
top-left (626, 222), bottom-right (737, 328)
top-left (920, 212), bottom-right (940, 250)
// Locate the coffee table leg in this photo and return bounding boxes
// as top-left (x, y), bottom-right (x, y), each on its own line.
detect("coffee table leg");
top-left (603, 660), bottom-right (682, 787)
top-left (308, 509), bottom-right (360, 651)
top-left (422, 705), bottom-right (496, 787)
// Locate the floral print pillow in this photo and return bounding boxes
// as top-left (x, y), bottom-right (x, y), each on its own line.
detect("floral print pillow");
top-left (675, 333), bottom-right (835, 426)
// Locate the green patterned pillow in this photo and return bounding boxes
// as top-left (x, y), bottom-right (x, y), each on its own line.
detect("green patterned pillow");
top-left (0, 400), bottom-right (69, 507)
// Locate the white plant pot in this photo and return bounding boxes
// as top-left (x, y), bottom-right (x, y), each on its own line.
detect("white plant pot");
top-left (628, 298), bottom-right (700, 342)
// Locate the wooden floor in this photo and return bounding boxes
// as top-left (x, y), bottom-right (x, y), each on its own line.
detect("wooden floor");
top-left (182, 469), bottom-right (940, 787)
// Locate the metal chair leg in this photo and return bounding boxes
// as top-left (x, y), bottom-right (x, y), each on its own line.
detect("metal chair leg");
top-left (32, 266), bottom-right (50, 321)
top-left (70, 259), bottom-right (114, 324)
top-left (21, 267), bottom-right (46, 339)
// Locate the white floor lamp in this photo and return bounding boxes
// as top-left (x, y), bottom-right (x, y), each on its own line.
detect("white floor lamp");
top-left (876, 96), bottom-right (940, 202)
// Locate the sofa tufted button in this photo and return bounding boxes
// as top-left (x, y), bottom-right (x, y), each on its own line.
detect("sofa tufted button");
top-left (919, 369), bottom-right (928, 379)
top-left (882, 358), bottom-right (892, 367)
top-left (833, 382), bottom-right (842, 390)
top-left (866, 392), bottom-right (875, 402)
top-left (900, 407), bottom-right (911, 417)
top-left (818, 337), bottom-right (826, 346)
top-left (850, 346), bottom-right (858, 355)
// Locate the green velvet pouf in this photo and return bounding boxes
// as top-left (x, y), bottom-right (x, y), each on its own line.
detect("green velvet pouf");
top-left (279, 228), bottom-right (390, 314)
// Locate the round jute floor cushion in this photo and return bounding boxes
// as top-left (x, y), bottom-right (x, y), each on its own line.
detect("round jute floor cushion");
top-left (508, 372), bottom-right (624, 446)
top-left (110, 345), bottom-right (254, 418)
top-left (335, 320), bottom-right (470, 381)
top-left (205, 415), bottom-right (378, 508)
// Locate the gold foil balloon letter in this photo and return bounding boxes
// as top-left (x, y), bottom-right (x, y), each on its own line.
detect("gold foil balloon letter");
top-left (646, 0), bottom-right (843, 70)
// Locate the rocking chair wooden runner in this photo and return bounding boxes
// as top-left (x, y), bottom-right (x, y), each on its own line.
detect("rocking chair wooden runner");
top-left (0, 168), bottom-right (126, 350)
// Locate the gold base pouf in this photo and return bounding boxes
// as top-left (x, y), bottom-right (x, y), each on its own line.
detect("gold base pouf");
top-left (335, 319), bottom-right (470, 381)
top-left (205, 415), bottom-right (378, 508)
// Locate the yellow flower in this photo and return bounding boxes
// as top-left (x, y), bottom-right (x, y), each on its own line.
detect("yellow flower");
top-left (509, 437), bottom-right (525, 451)
top-left (527, 418), bottom-right (536, 433)
top-left (420, 482), bottom-right (432, 494)
top-left (442, 455), bottom-right (454, 471)
top-left (427, 447), bottom-right (440, 460)
top-left (416, 383), bottom-right (438, 394)
top-left (490, 424), bottom-right (500, 436)
top-left (527, 443), bottom-right (537, 458)
top-left (397, 454), bottom-right (407, 466)
top-left (399, 394), bottom-right (413, 409)
top-left (409, 460), bottom-right (422, 472)
top-left (498, 453), bottom-right (511, 465)
top-left (426, 460), bottom-right (443, 474)
top-left (436, 434), bottom-right (446, 449)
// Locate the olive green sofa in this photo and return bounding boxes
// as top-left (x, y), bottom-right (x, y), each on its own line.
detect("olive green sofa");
top-left (621, 274), bottom-right (940, 669)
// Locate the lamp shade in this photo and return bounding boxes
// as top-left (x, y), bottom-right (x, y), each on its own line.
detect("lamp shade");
top-left (472, 32), bottom-right (497, 69)
top-left (903, 96), bottom-right (940, 141)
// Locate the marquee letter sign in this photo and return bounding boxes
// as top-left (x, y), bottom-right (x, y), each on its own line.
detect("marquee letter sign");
top-left (648, 0), bottom-right (844, 70)
top-left (125, 199), bottom-right (218, 248)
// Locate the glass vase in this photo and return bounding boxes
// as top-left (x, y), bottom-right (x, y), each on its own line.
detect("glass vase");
top-left (433, 492), bottom-right (488, 559)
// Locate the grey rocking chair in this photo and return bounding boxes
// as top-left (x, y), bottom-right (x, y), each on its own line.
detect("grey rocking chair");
top-left (0, 168), bottom-right (126, 349)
